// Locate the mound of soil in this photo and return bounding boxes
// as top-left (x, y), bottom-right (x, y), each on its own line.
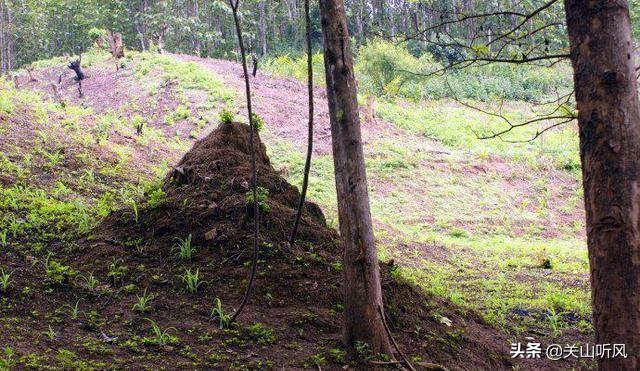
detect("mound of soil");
top-left (64, 122), bottom-right (517, 369)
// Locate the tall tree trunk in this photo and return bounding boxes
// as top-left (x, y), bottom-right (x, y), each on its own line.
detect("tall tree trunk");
top-left (318, 0), bottom-right (393, 356)
top-left (258, 0), bottom-right (267, 56)
top-left (564, 1), bottom-right (640, 369)
top-left (135, 0), bottom-right (150, 51)
top-left (5, 0), bottom-right (12, 71)
top-left (0, 0), bottom-right (5, 74)
top-left (356, 0), bottom-right (365, 44)
top-left (192, 0), bottom-right (201, 55)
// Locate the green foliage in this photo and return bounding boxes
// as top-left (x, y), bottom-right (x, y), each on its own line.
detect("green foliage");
top-left (68, 300), bottom-right (81, 320)
top-left (266, 39), bottom-right (572, 103)
top-left (0, 347), bottom-right (15, 370)
top-left (0, 183), bottom-right (94, 243)
top-left (87, 28), bottom-right (107, 42)
top-left (376, 100), bottom-right (580, 171)
top-left (245, 186), bottom-right (270, 213)
top-left (145, 318), bottom-right (177, 346)
top-left (263, 53), bottom-right (326, 85)
top-left (81, 272), bottom-right (100, 291)
top-left (135, 53), bottom-right (235, 103)
top-left (251, 113), bottom-right (265, 132)
top-left (245, 323), bottom-right (275, 345)
top-left (219, 108), bottom-right (234, 124)
top-left (328, 348), bottom-right (346, 363)
top-left (211, 297), bottom-right (231, 329)
top-left (182, 268), bottom-right (204, 294)
top-left (0, 268), bottom-right (12, 292)
top-left (173, 234), bottom-right (197, 261)
top-left (144, 180), bottom-right (167, 208)
top-left (44, 325), bottom-right (57, 340)
top-left (44, 256), bottom-right (76, 286)
top-left (546, 307), bottom-right (568, 336)
top-left (0, 81), bottom-right (14, 114)
top-left (129, 198), bottom-right (139, 224)
top-left (172, 105), bottom-right (191, 121)
top-left (356, 38), bottom-right (434, 99)
top-left (359, 39), bottom-right (572, 102)
top-left (107, 258), bottom-right (128, 286)
top-left (133, 289), bottom-right (155, 313)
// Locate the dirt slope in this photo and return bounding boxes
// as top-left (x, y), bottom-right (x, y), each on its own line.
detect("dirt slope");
top-left (0, 115), bottom-right (515, 369)
top-left (176, 54), bottom-right (408, 156)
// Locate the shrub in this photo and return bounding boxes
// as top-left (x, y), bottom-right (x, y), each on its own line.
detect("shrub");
top-left (87, 28), bottom-right (107, 43)
top-left (263, 53), bottom-right (326, 85)
top-left (356, 38), bottom-right (437, 99)
top-left (251, 113), bottom-right (265, 132)
top-left (245, 186), bottom-right (270, 213)
top-left (219, 108), bottom-right (234, 124)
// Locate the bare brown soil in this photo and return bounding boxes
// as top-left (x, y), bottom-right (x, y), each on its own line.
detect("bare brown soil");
top-left (176, 54), bottom-right (406, 156)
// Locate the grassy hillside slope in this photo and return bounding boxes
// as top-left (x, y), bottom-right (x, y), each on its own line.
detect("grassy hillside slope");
top-left (0, 51), bottom-right (592, 369)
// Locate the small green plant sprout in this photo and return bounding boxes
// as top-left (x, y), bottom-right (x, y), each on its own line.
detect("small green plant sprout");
top-left (251, 113), bottom-right (265, 132)
top-left (210, 298), bottom-right (231, 329)
top-left (145, 318), bottom-right (176, 346)
top-left (44, 325), bottom-right (57, 340)
top-left (43, 256), bottom-right (76, 286)
top-left (354, 341), bottom-right (373, 361)
top-left (0, 268), bottom-right (12, 292)
top-left (182, 268), bottom-right (204, 294)
top-left (135, 241), bottom-right (146, 255)
top-left (1, 346), bottom-right (15, 369)
top-left (68, 300), bottom-right (81, 319)
top-left (147, 186), bottom-right (167, 209)
top-left (173, 105), bottom-right (191, 121)
top-left (107, 259), bottom-right (128, 286)
top-left (173, 234), bottom-right (197, 261)
top-left (219, 108), bottom-right (234, 124)
top-left (133, 289), bottom-right (155, 313)
top-left (546, 307), bottom-right (568, 337)
top-left (82, 272), bottom-right (100, 291)
top-left (129, 198), bottom-right (139, 224)
top-left (0, 230), bottom-right (7, 246)
top-left (245, 322), bottom-right (275, 345)
top-left (245, 186), bottom-right (270, 213)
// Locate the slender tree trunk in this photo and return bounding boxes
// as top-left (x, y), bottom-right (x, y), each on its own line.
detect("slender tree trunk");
top-left (318, 0), bottom-right (393, 356)
top-left (5, 0), bottom-right (12, 71)
top-left (258, 0), bottom-right (267, 56)
top-left (564, 1), bottom-right (640, 369)
top-left (356, 0), bottom-right (365, 44)
top-left (135, 0), bottom-right (150, 51)
top-left (192, 0), bottom-right (201, 55)
top-left (0, 0), bottom-right (5, 74)
top-left (285, 0), bottom-right (300, 46)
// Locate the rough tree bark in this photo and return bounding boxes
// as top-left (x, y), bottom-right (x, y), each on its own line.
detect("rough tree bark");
top-left (564, 0), bottom-right (640, 369)
top-left (318, 0), bottom-right (393, 356)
